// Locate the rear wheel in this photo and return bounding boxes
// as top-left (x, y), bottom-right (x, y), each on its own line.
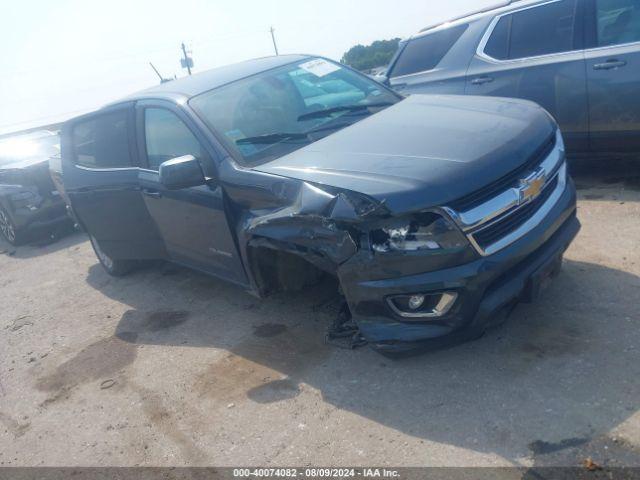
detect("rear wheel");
top-left (89, 234), bottom-right (135, 276)
top-left (0, 207), bottom-right (24, 246)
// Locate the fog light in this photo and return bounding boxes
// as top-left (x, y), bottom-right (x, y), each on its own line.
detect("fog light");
top-left (408, 295), bottom-right (425, 310)
top-left (387, 292), bottom-right (458, 319)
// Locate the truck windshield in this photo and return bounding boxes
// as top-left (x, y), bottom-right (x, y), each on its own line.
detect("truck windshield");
top-left (189, 58), bottom-right (399, 166)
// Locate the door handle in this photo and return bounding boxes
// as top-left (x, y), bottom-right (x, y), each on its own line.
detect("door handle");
top-left (142, 188), bottom-right (162, 199)
top-left (593, 59), bottom-right (627, 70)
top-left (392, 83), bottom-right (407, 90)
top-left (471, 76), bottom-right (494, 85)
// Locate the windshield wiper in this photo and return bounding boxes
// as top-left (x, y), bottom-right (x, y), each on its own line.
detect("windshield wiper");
top-left (235, 107), bottom-right (394, 148)
top-left (297, 102), bottom-right (395, 121)
top-left (236, 132), bottom-right (309, 145)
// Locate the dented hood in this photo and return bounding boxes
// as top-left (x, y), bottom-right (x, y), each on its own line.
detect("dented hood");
top-left (254, 94), bottom-right (556, 214)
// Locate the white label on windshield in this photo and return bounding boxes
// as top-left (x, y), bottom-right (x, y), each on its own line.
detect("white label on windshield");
top-left (299, 59), bottom-right (341, 77)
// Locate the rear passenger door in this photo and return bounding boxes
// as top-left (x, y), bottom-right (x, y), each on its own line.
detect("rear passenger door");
top-left (466, 0), bottom-right (589, 153)
top-left (61, 105), bottom-right (165, 260)
top-left (584, 0), bottom-right (640, 152)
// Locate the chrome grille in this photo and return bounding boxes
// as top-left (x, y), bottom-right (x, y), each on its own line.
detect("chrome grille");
top-left (472, 175), bottom-right (559, 250)
top-left (443, 129), bottom-right (567, 256)
top-left (450, 133), bottom-right (556, 212)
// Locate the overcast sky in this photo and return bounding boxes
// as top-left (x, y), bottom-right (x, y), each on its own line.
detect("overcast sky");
top-left (0, 0), bottom-right (494, 134)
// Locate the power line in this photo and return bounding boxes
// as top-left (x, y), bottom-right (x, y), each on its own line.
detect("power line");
top-left (2, 26), bottom-right (284, 132)
top-left (2, 29), bottom-right (267, 80)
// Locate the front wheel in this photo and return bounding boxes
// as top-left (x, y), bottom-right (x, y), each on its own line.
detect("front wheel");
top-left (0, 207), bottom-right (24, 246)
top-left (89, 234), bottom-right (135, 276)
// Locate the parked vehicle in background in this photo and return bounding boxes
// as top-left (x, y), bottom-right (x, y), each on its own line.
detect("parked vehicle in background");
top-left (49, 141), bottom-right (77, 226)
top-left (0, 131), bottom-right (70, 245)
top-left (58, 55), bottom-right (579, 355)
top-left (381, 0), bottom-right (640, 157)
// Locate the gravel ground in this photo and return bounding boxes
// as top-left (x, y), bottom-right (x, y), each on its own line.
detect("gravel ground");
top-left (1, 159), bottom-right (639, 468)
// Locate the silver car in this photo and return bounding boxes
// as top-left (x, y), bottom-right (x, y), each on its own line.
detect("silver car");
top-left (381, 0), bottom-right (640, 156)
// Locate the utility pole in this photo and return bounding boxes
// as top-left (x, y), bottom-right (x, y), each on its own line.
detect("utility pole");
top-left (180, 42), bottom-right (193, 75)
top-left (270, 27), bottom-right (279, 56)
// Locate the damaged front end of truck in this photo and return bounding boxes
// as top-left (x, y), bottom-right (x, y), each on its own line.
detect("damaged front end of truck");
top-left (234, 177), bottom-right (389, 297)
top-left (226, 170), bottom-right (478, 352)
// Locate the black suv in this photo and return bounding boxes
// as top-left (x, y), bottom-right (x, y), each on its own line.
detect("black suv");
top-left (0, 131), bottom-right (69, 245)
top-left (58, 55), bottom-right (580, 355)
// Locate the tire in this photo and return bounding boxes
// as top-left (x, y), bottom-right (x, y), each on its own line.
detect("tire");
top-left (89, 234), bottom-right (135, 276)
top-left (0, 207), bottom-right (25, 246)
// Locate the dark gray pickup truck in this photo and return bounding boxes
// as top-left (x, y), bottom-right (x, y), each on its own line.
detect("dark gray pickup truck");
top-left (57, 55), bottom-right (580, 355)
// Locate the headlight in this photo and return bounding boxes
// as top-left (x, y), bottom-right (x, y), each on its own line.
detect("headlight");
top-left (370, 212), bottom-right (468, 253)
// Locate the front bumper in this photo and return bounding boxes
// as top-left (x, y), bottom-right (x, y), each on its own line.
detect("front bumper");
top-left (338, 176), bottom-right (580, 355)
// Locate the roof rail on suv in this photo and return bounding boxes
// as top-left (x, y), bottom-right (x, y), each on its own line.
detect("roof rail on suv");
top-left (418, 0), bottom-right (528, 33)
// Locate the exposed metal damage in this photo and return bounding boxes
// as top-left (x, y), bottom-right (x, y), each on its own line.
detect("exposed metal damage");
top-left (235, 179), bottom-right (389, 296)
top-left (230, 179), bottom-right (391, 347)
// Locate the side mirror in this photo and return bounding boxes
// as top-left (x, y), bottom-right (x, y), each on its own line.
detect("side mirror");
top-left (158, 155), bottom-right (207, 190)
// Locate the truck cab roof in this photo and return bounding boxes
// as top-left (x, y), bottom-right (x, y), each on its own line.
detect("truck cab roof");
top-left (107, 54), bottom-right (312, 108)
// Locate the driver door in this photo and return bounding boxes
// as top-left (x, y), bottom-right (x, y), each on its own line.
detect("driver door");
top-left (135, 100), bottom-right (248, 286)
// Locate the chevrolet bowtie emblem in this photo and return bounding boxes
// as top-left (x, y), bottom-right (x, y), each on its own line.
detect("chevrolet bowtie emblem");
top-left (518, 168), bottom-right (546, 204)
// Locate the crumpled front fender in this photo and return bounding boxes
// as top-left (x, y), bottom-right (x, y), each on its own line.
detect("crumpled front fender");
top-left (224, 171), bottom-right (388, 296)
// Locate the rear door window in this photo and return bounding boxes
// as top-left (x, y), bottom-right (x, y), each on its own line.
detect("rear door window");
top-left (484, 15), bottom-right (511, 60)
top-left (389, 24), bottom-right (468, 77)
top-left (484, 0), bottom-right (580, 60)
top-left (72, 111), bottom-right (132, 169)
top-left (595, 0), bottom-right (640, 46)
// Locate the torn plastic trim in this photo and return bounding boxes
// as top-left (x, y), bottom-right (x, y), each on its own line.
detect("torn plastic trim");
top-left (326, 302), bottom-right (367, 350)
top-left (247, 225), bottom-right (356, 273)
top-left (242, 182), bottom-right (386, 265)
top-left (231, 179), bottom-right (390, 296)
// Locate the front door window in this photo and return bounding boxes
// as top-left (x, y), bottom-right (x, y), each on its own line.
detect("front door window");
top-left (144, 108), bottom-right (209, 170)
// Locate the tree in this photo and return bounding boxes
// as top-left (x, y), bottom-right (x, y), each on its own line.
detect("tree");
top-left (341, 38), bottom-right (401, 72)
